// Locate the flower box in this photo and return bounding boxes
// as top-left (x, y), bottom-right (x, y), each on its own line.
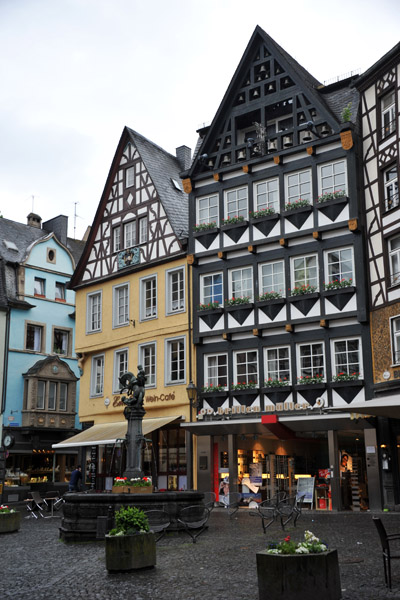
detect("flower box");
top-left (256, 297), bottom-right (286, 320)
top-left (316, 195), bottom-right (349, 222)
top-left (112, 485), bottom-right (153, 494)
top-left (250, 213), bottom-right (280, 237)
top-left (288, 292), bottom-right (319, 316)
top-left (323, 286), bottom-right (355, 311)
top-left (197, 307), bottom-right (224, 330)
top-left (331, 379), bottom-right (363, 403)
top-left (221, 220), bottom-right (248, 243)
top-left (282, 205), bottom-right (313, 229)
top-left (106, 531), bottom-right (156, 572)
top-left (225, 303), bottom-right (254, 325)
top-left (193, 227), bottom-right (220, 249)
top-left (0, 511), bottom-right (21, 534)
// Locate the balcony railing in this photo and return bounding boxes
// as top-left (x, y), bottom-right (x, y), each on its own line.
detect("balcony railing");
top-left (385, 190), bottom-right (399, 212)
top-left (382, 119), bottom-right (396, 139)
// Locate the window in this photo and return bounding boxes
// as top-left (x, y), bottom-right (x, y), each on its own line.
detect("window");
top-left (55, 282), bottom-right (66, 301)
top-left (265, 347), bottom-right (291, 382)
top-left (225, 187), bottom-right (248, 220)
top-left (254, 178), bottom-right (279, 213)
top-left (196, 194), bottom-right (219, 226)
top-left (26, 323), bottom-right (43, 352)
top-left (34, 277), bottom-right (45, 296)
top-left (298, 342), bottom-right (325, 380)
top-left (53, 328), bottom-right (70, 355)
top-left (166, 337), bottom-right (185, 384)
top-left (332, 338), bottom-right (361, 377)
top-left (229, 266), bottom-right (253, 300)
top-left (113, 349), bottom-right (128, 393)
top-left (286, 169), bottom-right (312, 203)
top-left (389, 235), bottom-right (400, 286)
top-left (200, 272), bottom-right (223, 306)
top-left (381, 90), bottom-right (396, 138)
top-left (113, 227), bottom-right (121, 252)
top-left (204, 354), bottom-right (228, 388)
top-left (91, 354), bottom-right (105, 396)
top-left (318, 160), bottom-right (347, 196)
top-left (325, 248), bottom-right (354, 284)
top-left (234, 350), bottom-right (258, 385)
top-left (384, 165), bottom-right (399, 211)
top-left (259, 261), bottom-right (285, 296)
top-left (37, 381), bottom-right (45, 409)
top-left (124, 221), bottom-right (137, 248)
top-left (113, 283), bottom-right (129, 327)
top-left (48, 382), bottom-right (57, 410)
top-left (166, 268), bottom-right (185, 314)
top-left (391, 317), bottom-right (400, 365)
top-left (126, 166), bottom-right (135, 187)
top-left (140, 275), bottom-right (157, 320)
top-left (291, 255), bottom-right (318, 289)
top-left (87, 291), bottom-right (102, 333)
top-left (59, 383), bottom-right (67, 411)
top-left (139, 342), bottom-right (156, 387)
top-left (139, 216), bottom-right (148, 244)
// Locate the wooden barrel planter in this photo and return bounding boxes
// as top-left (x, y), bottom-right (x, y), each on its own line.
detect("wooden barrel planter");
top-left (0, 511), bottom-right (21, 534)
top-left (256, 549), bottom-right (341, 600)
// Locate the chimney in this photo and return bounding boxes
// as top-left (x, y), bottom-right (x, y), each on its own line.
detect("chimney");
top-left (42, 215), bottom-right (68, 246)
top-left (176, 145), bottom-right (192, 171)
top-left (27, 213), bottom-right (42, 228)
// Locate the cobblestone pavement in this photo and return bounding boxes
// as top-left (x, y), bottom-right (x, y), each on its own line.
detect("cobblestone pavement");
top-left (3, 507), bottom-right (400, 599)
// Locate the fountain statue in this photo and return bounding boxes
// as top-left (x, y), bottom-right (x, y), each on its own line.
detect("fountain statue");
top-left (119, 366), bottom-right (147, 479)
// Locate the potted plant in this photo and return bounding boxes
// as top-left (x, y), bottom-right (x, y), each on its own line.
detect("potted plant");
top-left (221, 215), bottom-right (248, 242)
top-left (257, 530), bottom-right (341, 600)
top-left (105, 506), bottom-right (156, 572)
top-left (112, 476), bottom-right (153, 494)
top-left (193, 221), bottom-right (220, 249)
top-left (0, 505), bottom-right (21, 534)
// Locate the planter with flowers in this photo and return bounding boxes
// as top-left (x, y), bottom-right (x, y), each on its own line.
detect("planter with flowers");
top-left (331, 372), bottom-right (363, 403)
top-left (112, 476), bottom-right (153, 494)
top-left (200, 384), bottom-right (228, 400)
top-left (288, 285), bottom-right (319, 316)
top-left (295, 374), bottom-right (326, 405)
top-left (282, 199), bottom-right (312, 229)
top-left (221, 215), bottom-right (248, 243)
top-left (257, 531), bottom-right (341, 600)
top-left (249, 208), bottom-right (280, 237)
top-left (323, 279), bottom-right (355, 311)
top-left (197, 301), bottom-right (224, 329)
top-left (225, 296), bottom-right (254, 325)
top-left (256, 291), bottom-right (286, 320)
top-left (261, 378), bottom-right (292, 403)
top-left (230, 381), bottom-right (259, 403)
top-left (0, 505), bottom-right (21, 534)
top-left (105, 505), bottom-right (156, 572)
top-left (193, 221), bottom-right (220, 249)
top-left (315, 190), bottom-right (348, 222)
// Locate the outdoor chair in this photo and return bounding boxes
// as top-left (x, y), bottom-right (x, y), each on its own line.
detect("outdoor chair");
top-left (373, 516), bottom-right (400, 589)
top-left (44, 491), bottom-right (64, 516)
top-left (277, 495), bottom-right (298, 530)
top-left (202, 492), bottom-right (217, 511)
top-left (24, 491), bottom-right (49, 519)
top-left (144, 509), bottom-right (171, 542)
top-left (219, 491), bottom-right (242, 517)
top-left (250, 497), bottom-right (279, 533)
top-left (293, 494), bottom-right (305, 526)
top-left (177, 505), bottom-right (210, 543)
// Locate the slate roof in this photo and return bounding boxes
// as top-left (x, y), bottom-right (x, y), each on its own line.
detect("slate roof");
top-left (0, 258), bottom-right (8, 309)
top-left (126, 128), bottom-right (189, 238)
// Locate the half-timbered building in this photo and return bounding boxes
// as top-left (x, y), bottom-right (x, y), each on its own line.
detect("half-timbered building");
top-left (356, 43), bottom-right (400, 509)
top-left (57, 127), bottom-right (193, 492)
top-left (182, 26), bottom-right (380, 510)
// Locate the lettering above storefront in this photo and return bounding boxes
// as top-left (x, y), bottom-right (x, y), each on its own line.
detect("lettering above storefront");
top-left (197, 401), bottom-right (314, 419)
top-left (112, 392), bottom-right (176, 408)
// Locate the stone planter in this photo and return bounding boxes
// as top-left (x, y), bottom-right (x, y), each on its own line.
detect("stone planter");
top-left (112, 485), bottom-right (153, 494)
top-left (105, 531), bottom-right (156, 572)
top-left (0, 511), bottom-right (21, 534)
top-left (256, 549), bottom-right (341, 600)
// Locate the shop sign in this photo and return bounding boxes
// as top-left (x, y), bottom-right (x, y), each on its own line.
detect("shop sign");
top-left (112, 392), bottom-right (176, 407)
top-left (198, 401), bottom-right (312, 419)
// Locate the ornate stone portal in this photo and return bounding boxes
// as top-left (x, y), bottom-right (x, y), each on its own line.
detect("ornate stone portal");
top-left (119, 366), bottom-right (147, 480)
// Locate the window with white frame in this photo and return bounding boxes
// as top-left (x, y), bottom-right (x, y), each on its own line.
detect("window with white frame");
top-left (166, 337), bottom-right (185, 384)
top-left (391, 317), bottom-right (400, 365)
top-left (234, 350), bottom-right (258, 385)
top-left (318, 160), bottom-right (347, 196)
top-left (381, 90), bottom-right (396, 138)
top-left (139, 342), bottom-right (156, 387)
top-left (298, 342), bottom-right (325, 380)
top-left (126, 166), bottom-right (135, 187)
top-left (48, 382), bottom-right (57, 410)
top-left (325, 247), bottom-right (354, 285)
top-left (204, 353), bottom-right (228, 389)
top-left (59, 383), bottom-right (67, 411)
top-left (124, 221), bottom-right (137, 248)
top-left (113, 227), bottom-right (121, 252)
top-left (34, 277), bottom-right (45, 296)
top-left (254, 178), bottom-right (279, 213)
top-left (113, 348), bottom-right (128, 392)
top-left (140, 275), bottom-right (157, 320)
top-left (91, 354), bottom-right (104, 396)
top-left (55, 282), bottom-right (66, 301)
top-left (389, 235), bottom-right (400, 286)
top-left (196, 194), bottom-right (219, 226)
top-left (384, 165), bottom-right (399, 211)
top-left (229, 266), bottom-right (253, 300)
top-left (26, 323), bottom-right (44, 352)
top-left (113, 283), bottom-right (129, 327)
top-left (259, 260), bottom-right (285, 296)
top-left (291, 255), bottom-right (318, 290)
top-left (36, 381), bottom-right (68, 411)
top-left (200, 272), bottom-right (223, 306)
top-left (139, 216), bottom-right (148, 244)
top-left (265, 347), bottom-right (291, 383)
top-left (166, 267), bottom-right (185, 314)
top-left (37, 381), bottom-right (45, 409)
top-left (286, 169), bottom-right (312, 203)
top-left (332, 338), bottom-right (361, 378)
top-left (87, 291), bottom-right (102, 333)
top-left (225, 187), bottom-right (248, 220)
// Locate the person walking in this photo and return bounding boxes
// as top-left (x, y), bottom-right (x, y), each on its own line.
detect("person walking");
top-left (69, 465), bottom-right (82, 492)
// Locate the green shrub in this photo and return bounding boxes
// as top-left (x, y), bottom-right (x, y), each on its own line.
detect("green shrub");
top-left (109, 505), bottom-right (150, 536)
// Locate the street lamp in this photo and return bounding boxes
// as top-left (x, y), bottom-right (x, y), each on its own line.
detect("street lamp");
top-left (186, 380), bottom-right (198, 421)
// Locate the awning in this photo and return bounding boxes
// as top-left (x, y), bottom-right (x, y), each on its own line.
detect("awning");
top-left (327, 397), bottom-right (400, 419)
top-left (52, 415), bottom-right (182, 448)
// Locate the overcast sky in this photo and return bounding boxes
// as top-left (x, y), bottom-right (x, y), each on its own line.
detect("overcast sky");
top-left (1, 0), bottom-right (399, 240)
